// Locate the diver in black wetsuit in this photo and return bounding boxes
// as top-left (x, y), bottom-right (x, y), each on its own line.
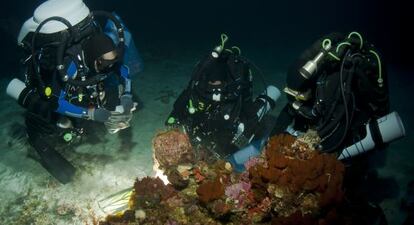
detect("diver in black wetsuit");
top-left (166, 34), bottom-right (280, 160)
top-left (272, 32), bottom-right (406, 225)
top-left (271, 32), bottom-right (405, 157)
top-left (6, 0), bottom-right (140, 184)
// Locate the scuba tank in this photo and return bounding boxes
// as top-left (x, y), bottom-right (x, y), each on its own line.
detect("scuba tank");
top-left (338, 111), bottom-right (405, 160)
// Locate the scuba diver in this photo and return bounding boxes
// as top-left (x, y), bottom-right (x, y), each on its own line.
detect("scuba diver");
top-left (271, 32), bottom-right (406, 225)
top-left (166, 34), bottom-right (280, 165)
top-left (6, 0), bottom-right (142, 184)
top-left (271, 32), bottom-right (405, 159)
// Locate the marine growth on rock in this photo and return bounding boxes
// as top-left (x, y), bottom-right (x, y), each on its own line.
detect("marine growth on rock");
top-left (102, 131), bottom-right (347, 225)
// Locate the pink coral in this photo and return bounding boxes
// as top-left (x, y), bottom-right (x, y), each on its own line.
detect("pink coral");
top-left (244, 156), bottom-right (267, 171)
top-left (225, 181), bottom-right (251, 200)
top-left (225, 181), bottom-right (252, 208)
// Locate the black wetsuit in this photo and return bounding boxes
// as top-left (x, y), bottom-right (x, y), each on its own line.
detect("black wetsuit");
top-left (271, 33), bottom-right (390, 224)
top-left (272, 33), bottom-right (389, 153)
top-left (167, 52), bottom-right (274, 158)
top-left (168, 89), bottom-right (247, 157)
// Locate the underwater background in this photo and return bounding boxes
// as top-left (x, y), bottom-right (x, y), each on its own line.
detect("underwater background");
top-left (0, 0), bottom-right (412, 224)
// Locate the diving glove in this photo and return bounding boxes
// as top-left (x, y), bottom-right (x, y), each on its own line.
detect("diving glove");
top-left (88, 107), bottom-right (111, 122)
top-left (105, 112), bottom-right (133, 134)
top-left (105, 95), bottom-right (138, 134)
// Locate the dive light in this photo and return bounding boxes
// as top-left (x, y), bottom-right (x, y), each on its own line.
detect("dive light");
top-left (299, 41), bottom-right (332, 80)
top-left (211, 34), bottom-right (229, 58)
top-left (211, 45), bottom-right (223, 58)
top-left (338, 111), bottom-right (406, 160)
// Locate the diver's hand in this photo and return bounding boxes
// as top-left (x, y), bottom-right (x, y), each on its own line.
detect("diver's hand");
top-left (87, 107), bottom-right (111, 122)
top-left (104, 95), bottom-right (137, 134)
top-left (104, 111), bottom-right (133, 134)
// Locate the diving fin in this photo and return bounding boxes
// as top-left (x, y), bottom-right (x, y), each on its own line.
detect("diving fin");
top-left (33, 145), bottom-right (76, 184)
top-left (25, 112), bottom-right (76, 184)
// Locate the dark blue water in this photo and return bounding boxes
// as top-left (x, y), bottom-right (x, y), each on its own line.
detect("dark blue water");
top-left (1, 0), bottom-right (411, 73)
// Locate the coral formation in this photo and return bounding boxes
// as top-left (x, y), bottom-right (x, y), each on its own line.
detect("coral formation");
top-left (196, 179), bottom-right (225, 204)
top-left (249, 133), bottom-right (345, 220)
top-left (132, 177), bottom-right (177, 209)
top-left (101, 131), bottom-right (346, 225)
top-left (152, 129), bottom-right (195, 169)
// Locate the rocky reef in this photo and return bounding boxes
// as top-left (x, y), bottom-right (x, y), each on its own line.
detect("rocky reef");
top-left (100, 131), bottom-right (347, 225)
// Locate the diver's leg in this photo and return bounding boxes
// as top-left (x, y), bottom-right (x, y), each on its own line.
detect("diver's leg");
top-left (239, 85), bottom-right (280, 143)
top-left (25, 112), bottom-right (76, 184)
top-left (270, 104), bottom-right (295, 136)
top-left (227, 87), bottom-right (280, 168)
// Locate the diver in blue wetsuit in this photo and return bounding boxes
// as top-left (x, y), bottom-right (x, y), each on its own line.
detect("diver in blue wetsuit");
top-left (6, 0), bottom-right (142, 183)
top-left (166, 34), bottom-right (280, 169)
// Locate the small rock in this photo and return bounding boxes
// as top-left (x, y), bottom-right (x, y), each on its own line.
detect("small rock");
top-left (225, 162), bottom-right (232, 172)
top-left (177, 164), bottom-right (192, 174)
top-left (56, 204), bottom-right (70, 216)
top-left (135, 209), bottom-right (146, 220)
